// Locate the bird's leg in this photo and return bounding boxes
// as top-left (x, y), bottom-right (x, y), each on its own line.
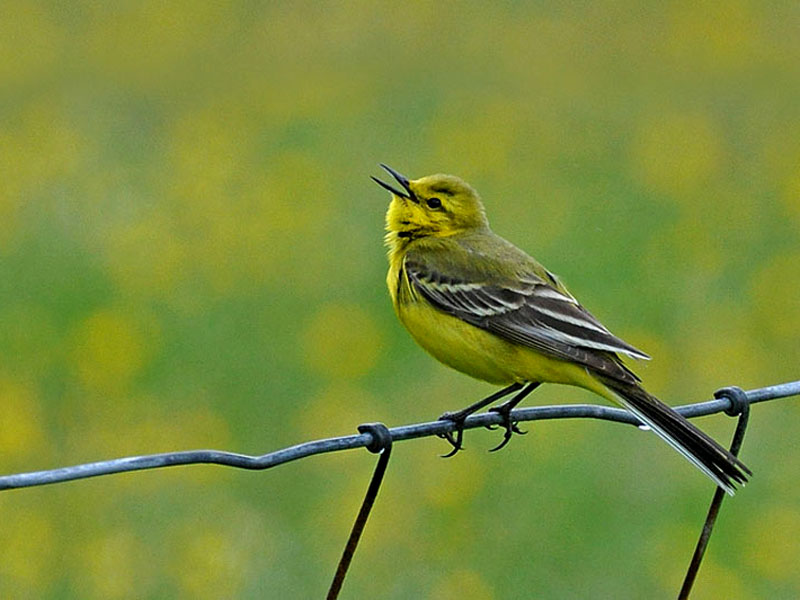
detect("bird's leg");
top-left (437, 382), bottom-right (524, 457)
top-left (488, 382), bottom-right (541, 452)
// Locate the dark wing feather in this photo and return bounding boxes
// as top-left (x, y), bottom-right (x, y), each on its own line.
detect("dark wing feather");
top-left (404, 257), bottom-right (648, 385)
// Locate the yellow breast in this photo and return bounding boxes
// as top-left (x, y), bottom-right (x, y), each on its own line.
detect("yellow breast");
top-left (388, 257), bottom-right (604, 392)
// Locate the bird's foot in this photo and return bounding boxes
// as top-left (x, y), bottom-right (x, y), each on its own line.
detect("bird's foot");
top-left (435, 382), bottom-right (536, 457)
top-left (437, 410), bottom-right (470, 457)
top-left (488, 402), bottom-right (527, 452)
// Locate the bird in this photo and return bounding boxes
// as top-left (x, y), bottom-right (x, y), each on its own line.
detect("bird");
top-left (372, 164), bottom-right (750, 494)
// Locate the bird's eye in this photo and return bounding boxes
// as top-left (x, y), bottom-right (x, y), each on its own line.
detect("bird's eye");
top-left (426, 197), bottom-right (442, 210)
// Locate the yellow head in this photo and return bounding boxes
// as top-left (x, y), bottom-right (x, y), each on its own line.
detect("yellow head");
top-left (373, 164), bottom-right (488, 241)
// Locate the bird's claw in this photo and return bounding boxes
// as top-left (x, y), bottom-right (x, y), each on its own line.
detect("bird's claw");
top-left (488, 405), bottom-right (527, 452)
top-left (437, 411), bottom-right (468, 457)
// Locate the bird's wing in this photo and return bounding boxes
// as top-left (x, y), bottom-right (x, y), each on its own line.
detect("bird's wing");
top-left (403, 242), bottom-right (649, 383)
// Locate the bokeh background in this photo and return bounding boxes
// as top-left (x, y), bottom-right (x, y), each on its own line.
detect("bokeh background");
top-left (1, 2), bottom-right (799, 598)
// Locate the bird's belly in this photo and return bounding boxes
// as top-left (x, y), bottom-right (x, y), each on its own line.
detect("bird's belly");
top-left (397, 300), bottom-right (589, 387)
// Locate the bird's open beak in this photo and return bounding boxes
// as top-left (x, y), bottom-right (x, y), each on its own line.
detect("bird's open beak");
top-left (371, 164), bottom-right (417, 202)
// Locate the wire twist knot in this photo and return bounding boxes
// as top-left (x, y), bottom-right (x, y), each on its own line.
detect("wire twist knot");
top-left (714, 386), bottom-right (750, 417)
top-left (357, 422), bottom-right (393, 454)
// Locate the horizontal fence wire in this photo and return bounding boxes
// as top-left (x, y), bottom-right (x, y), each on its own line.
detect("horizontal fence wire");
top-left (0, 380), bottom-right (798, 492)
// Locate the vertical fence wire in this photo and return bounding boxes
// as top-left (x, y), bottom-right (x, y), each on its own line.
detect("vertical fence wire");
top-left (327, 423), bottom-right (393, 599)
top-left (678, 387), bottom-right (751, 599)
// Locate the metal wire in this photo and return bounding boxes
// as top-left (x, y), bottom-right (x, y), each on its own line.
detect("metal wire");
top-left (0, 380), bottom-right (798, 492)
top-left (678, 387), bottom-right (751, 599)
top-left (327, 423), bottom-right (393, 600)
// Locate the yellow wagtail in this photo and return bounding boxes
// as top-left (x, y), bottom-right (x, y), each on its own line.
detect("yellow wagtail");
top-left (372, 164), bottom-right (750, 494)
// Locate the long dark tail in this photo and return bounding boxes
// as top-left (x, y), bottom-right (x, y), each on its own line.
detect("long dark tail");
top-left (599, 377), bottom-right (751, 495)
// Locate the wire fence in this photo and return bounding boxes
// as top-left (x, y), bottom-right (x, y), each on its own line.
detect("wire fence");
top-left (1, 379), bottom-right (798, 599)
top-left (1, 380), bottom-right (796, 491)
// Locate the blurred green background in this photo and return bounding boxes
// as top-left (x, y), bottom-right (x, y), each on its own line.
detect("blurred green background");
top-left (1, 1), bottom-right (799, 598)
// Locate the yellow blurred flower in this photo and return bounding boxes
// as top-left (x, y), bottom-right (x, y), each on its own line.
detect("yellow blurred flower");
top-left (667, 0), bottom-right (758, 70)
top-left (688, 558), bottom-right (754, 600)
top-left (749, 253), bottom-right (800, 340)
top-left (103, 213), bottom-right (189, 300)
top-left (745, 504), bottom-right (800, 586)
top-left (0, 379), bottom-right (47, 464)
top-left (420, 449), bottom-right (487, 509)
top-left (79, 530), bottom-right (154, 599)
top-left (70, 309), bottom-right (155, 394)
top-left (301, 383), bottom-right (379, 441)
top-left (631, 112), bottom-right (722, 197)
top-left (0, 1), bottom-right (64, 87)
top-left (168, 504), bottom-right (273, 600)
top-left (82, 0), bottom-right (231, 90)
top-left (0, 506), bottom-right (56, 595)
top-left (431, 569), bottom-right (495, 600)
top-left (301, 303), bottom-right (383, 380)
top-left (781, 171), bottom-right (800, 231)
top-left (0, 102), bottom-right (90, 248)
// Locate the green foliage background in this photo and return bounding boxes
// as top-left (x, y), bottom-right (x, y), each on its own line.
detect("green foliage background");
top-left (1, 2), bottom-right (799, 598)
